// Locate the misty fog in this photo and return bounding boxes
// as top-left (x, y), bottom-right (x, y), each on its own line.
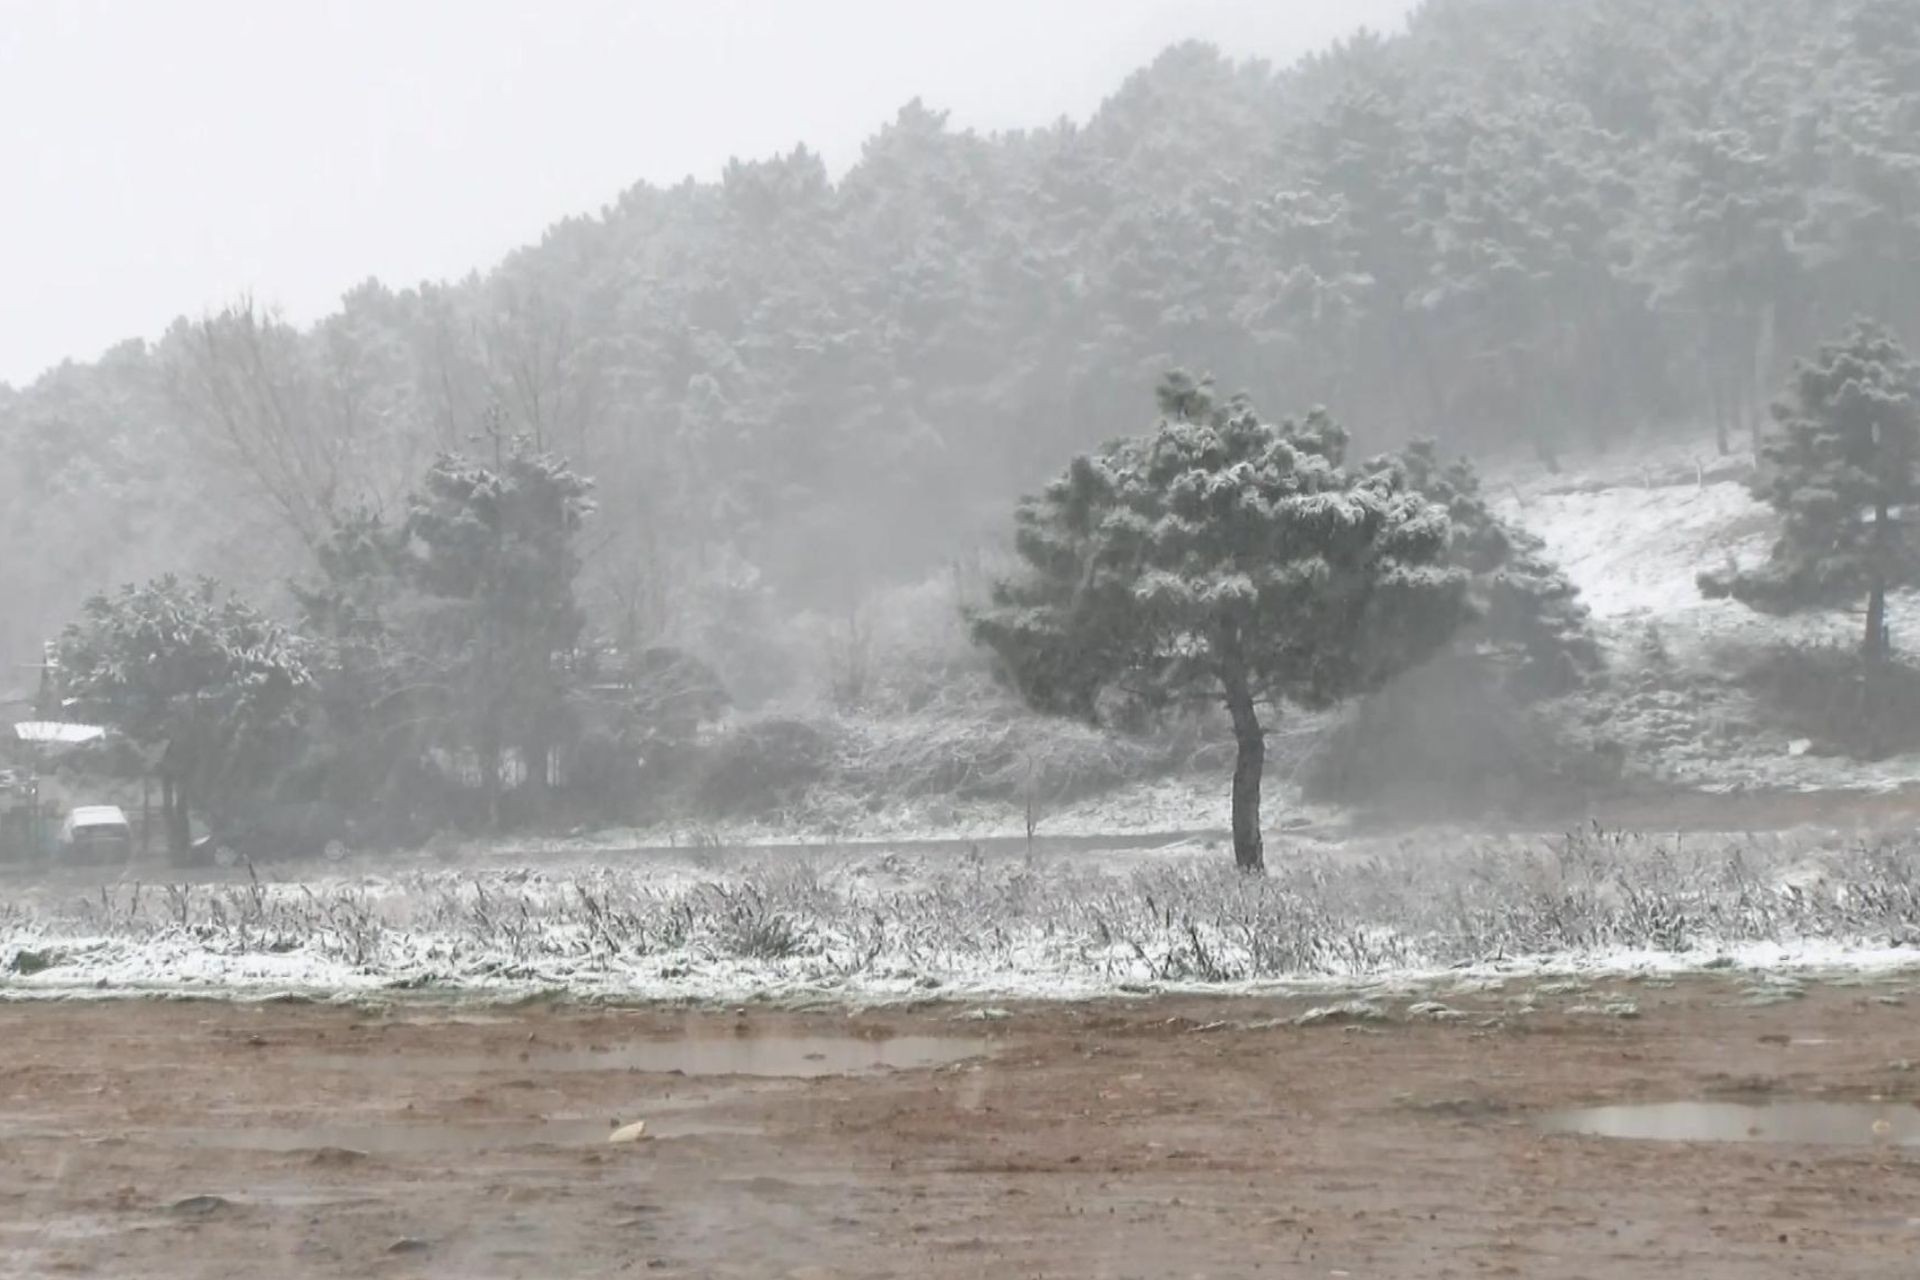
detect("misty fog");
top-left (6, 0), bottom-right (1919, 856)
top-left (5, 4), bottom-right (1920, 1273)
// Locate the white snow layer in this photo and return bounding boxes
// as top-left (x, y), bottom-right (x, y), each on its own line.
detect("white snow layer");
top-left (4, 834), bottom-right (1916, 1002)
top-left (1498, 468), bottom-right (1920, 650)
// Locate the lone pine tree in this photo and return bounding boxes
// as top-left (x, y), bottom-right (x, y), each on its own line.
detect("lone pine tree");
top-left (971, 373), bottom-right (1470, 871)
top-left (1700, 320), bottom-right (1920, 657)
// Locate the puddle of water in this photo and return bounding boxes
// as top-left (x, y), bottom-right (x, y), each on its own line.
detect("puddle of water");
top-left (1540, 1101), bottom-right (1920, 1147)
top-left (175, 1114), bottom-right (748, 1155)
top-left (521, 1034), bottom-right (988, 1077)
top-left (0, 1214), bottom-right (129, 1242)
top-left (299, 1034), bottom-right (990, 1079)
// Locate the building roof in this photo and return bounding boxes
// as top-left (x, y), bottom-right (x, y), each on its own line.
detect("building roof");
top-left (12, 721), bottom-right (106, 745)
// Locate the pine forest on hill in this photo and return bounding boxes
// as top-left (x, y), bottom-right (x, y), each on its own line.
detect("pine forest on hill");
top-left (6, 0), bottom-right (1920, 852)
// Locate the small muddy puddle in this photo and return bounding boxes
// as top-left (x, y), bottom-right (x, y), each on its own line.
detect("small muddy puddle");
top-left (299, 1033), bottom-right (990, 1079)
top-left (1540, 1101), bottom-right (1920, 1147)
top-left (176, 1114), bottom-right (745, 1155)
top-left (520, 1034), bottom-right (988, 1077)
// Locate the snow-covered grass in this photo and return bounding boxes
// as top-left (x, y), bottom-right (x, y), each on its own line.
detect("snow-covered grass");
top-left (5, 830), bottom-right (1917, 1001)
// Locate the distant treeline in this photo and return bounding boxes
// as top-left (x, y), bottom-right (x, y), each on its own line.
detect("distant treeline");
top-left (4, 0), bottom-right (1917, 678)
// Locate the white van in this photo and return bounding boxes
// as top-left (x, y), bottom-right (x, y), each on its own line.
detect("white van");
top-left (60, 805), bottom-right (132, 864)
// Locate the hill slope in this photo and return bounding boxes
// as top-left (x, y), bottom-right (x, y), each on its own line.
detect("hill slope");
top-left (5, 0), bottom-right (1920, 700)
top-left (1496, 445), bottom-right (1920, 797)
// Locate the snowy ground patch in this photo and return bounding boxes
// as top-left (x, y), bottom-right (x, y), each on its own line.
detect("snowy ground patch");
top-left (1497, 467), bottom-right (1920, 656)
top-left (5, 831), bottom-right (1918, 1001)
top-left (1505, 477), bottom-right (1771, 623)
top-left (1485, 453), bottom-right (1920, 794)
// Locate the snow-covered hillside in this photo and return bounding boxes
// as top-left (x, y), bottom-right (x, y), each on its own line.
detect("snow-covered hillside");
top-left (1497, 450), bottom-right (1919, 656)
top-left (1493, 441), bottom-right (1920, 795)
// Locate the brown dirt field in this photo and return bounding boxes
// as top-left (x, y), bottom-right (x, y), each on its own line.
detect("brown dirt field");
top-left (2, 976), bottom-right (1919, 1278)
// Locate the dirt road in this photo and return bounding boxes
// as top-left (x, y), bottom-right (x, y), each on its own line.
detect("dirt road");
top-left (2, 975), bottom-right (1918, 1278)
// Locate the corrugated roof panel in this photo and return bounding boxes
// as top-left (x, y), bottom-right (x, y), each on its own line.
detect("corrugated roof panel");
top-left (12, 722), bottom-right (106, 745)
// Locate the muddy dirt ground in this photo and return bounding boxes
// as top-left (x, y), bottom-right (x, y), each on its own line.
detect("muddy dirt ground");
top-left (2, 976), bottom-right (1918, 1278)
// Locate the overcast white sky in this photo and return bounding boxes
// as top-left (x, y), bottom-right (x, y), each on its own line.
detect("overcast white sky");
top-left (0, 0), bottom-right (1416, 387)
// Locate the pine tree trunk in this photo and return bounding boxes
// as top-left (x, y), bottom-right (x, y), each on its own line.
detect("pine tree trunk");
top-left (1866, 581), bottom-right (1888, 659)
top-left (1221, 665), bottom-right (1266, 874)
top-left (162, 776), bottom-right (193, 864)
top-left (478, 730), bottom-right (502, 831)
top-left (1867, 499), bottom-right (1891, 660)
top-left (1720, 358), bottom-right (1735, 458)
top-left (1751, 302), bottom-right (1774, 454)
top-left (1720, 318), bottom-right (1751, 458)
top-left (522, 730), bottom-right (553, 820)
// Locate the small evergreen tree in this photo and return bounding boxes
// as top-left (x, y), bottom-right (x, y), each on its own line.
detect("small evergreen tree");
top-left (403, 445), bottom-right (594, 823)
top-left (58, 577), bottom-right (310, 861)
top-left (1373, 440), bottom-right (1600, 695)
top-left (293, 443), bottom-right (595, 832)
top-left (971, 373), bottom-right (1470, 871)
top-left (1699, 321), bottom-right (1920, 657)
top-left (289, 509), bottom-right (435, 840)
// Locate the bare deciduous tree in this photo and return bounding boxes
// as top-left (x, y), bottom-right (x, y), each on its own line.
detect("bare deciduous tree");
top-left (166, 298), bottom-right (390, 547)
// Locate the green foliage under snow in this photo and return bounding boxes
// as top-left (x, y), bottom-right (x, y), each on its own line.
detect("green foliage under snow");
top-left (57, 577), bottom-right (311, 856)
top-left (1700, 321), bottom-right (1920, 654)
top-left (973, 375), bottom-right (1472, 867)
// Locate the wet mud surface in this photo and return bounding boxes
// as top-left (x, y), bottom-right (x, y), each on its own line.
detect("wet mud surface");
top-left (3, 975), bottom-right (1919, 1277)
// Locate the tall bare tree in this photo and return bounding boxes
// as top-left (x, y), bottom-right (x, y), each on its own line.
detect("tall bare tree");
top-left (166, 298), bottom-right (393, 547)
